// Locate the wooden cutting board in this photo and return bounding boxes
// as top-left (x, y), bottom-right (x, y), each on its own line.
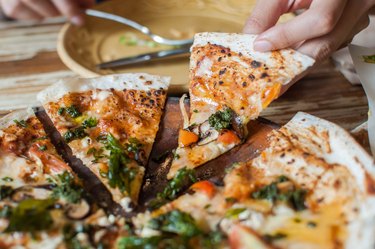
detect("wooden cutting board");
top-left (139, 97), bottom-right (278, 205)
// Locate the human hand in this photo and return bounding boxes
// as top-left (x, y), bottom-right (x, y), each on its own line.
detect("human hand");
top-left (0, 0), bottom-right (95, 25)
top-left (244, 0), bottom-right (375, 62)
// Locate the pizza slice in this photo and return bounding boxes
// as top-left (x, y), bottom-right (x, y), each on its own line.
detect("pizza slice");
top-left (0, 109), bottom-right (130, 249)
top-left (131, 112), bottom-right (375, 249)
top-left (168, 32), bottom-right (315, 179)
top-left (37, 73), bottom-right (170, 207)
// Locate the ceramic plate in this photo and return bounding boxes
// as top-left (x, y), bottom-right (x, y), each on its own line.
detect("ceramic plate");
top-left (58, 0), bottom-right (293, 94)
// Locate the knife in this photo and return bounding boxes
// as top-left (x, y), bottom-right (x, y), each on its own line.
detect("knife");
top-left (97, 45), bottom-right (191, 69)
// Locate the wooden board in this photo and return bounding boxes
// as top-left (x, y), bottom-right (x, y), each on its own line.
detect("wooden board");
top-left (139, 97), bottom-right (278, 206)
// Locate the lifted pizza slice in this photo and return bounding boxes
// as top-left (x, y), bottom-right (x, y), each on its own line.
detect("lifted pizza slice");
top-left (37, 73), bottom-right (170, 207)
top-left (168, 32), bottom-right (315, 179)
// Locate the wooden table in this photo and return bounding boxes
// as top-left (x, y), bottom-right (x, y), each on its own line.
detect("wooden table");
top-left (0, 18), bottom-right (369, 130)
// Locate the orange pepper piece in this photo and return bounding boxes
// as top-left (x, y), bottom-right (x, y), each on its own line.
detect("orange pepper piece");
top-left (217, 130), bottom-right (241, 145)
top-left (190, 180), bottom-right (216, 198)
top-left (178, 129), bottom-right (199, 147)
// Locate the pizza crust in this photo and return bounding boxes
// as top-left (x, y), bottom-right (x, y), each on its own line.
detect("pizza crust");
top-left (192, 32), bottom-right (315, 85)
top-left (37, 73), bottom-right (171, 104)
top-left (0, 108), bottom-right (34, 130)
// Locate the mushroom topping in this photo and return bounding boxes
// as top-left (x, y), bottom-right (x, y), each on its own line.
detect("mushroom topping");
top-left (11, 186), bottom-right (52, 202)
top-left (197, 129), bottom-right (219, 146)
top-left (65, 199), bottom-right (91, 220)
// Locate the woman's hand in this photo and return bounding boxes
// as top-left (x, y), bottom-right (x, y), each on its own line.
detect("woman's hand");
top-left (0, 0), bottom-right (95, 25)
top-left (244, 0), bottom-right (374, 62)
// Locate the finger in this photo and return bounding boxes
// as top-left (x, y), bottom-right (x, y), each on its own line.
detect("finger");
top-left (77, 0), bottom-right (96, 8)
top-left (298, 1), bottom-right (368, 62)
top-left (0, 0), bottom-right (42, 20)
top-left (22, 0), bottom-right (59, 18)
top-left (288, 0), bottom-right (313, 12)
top-left (50, 0), bottom-right (85, 25)
top-left (254, 0), bottom-right (348, 52)
top-left (243, 0), bottom-right (291, 34)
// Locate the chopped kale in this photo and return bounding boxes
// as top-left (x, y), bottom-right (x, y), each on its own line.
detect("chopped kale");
top-left (5, 198), bottom-right (55, 233)
top-left (66, 105), bottom-right (81, 118)
top-left (125, 137), bottom-right (142, 154)
top-left (251, 176), bottom-right (307, 211)
top-left (0, 185), bottom-right (14, 200)
top-left (82, 117), bottom-right (98, 128)
top-left (2, 176), bottom-right (13, 182)
top-left (50, 171), bottom-right (83, 203)
top-left (13, 119), bottom-right (28, 128)
top-left (64, 126), bottom-right (88, 143)
top-left (148, 167), bottom-right (197, 209)
top-left (87, 147), bottom-right (105, 163)
top-left (208, 108), bottom-right (233, 131)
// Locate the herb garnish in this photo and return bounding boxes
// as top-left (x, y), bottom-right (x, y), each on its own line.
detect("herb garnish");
top-left (363, 54), bottom-right (375, 64)
top-left (2, 176), bottom-right (13, 182)
top-left (64, 126), bottom-right (88, 143)
top-left (225, 207), bottom-right (247, 219)
top-left (251, 176), bottom-right (307, 211)
top-left (101, 134), bottom-right (138, 194)
top-left (13, 119), bottom-right (28, 128)
top-left (39, 145), bottom-right (47, 151)
top-left (63, 224), bottom-right (90, 249)
top-left (5, 198), bottom-right (55, 233)
top-left (82, 117), bottom-right (98, 128)
top-left (87, 147), bottom-right (105, 163)
top-left (49, 171), bottom-right (83, 203)
top-left (66, 105), bottom-right (81, 118)
top-left (148, 167), bottom-right (197, 209)
top-left (208, 108), bottom-right (233, 131)
top-left (262, 232), bottom-right (287, 243)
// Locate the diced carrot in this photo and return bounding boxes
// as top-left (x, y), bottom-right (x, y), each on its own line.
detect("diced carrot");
top-left (218, 130), bottom-right (241, 145)
top-left (190, 180), bottom-right (216, 198)
top-left (178, 129), bottom-right (199, 147)
top-left (262, 83), bottom-right (281, 109)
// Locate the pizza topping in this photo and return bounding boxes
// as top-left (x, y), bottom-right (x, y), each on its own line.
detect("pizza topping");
top-left (64, 199), bottom-right (91, 220)
top-left (11, 187), bottom-right (51, 202)
top-left (82, 117), bottom-right (98, 128)
top-left (5, 198), bottom-right (55, 233)
top-left (64, 126), bottom-right (88, 143)
top-left (217, 130), bottom-right (241, 145)
top-left (87, 147), bottom-right (105, 163)
top-left (178, 129), bottom-right (199, 147)
top-left (64, 105), bottom-right (82, 118)
top-left (148, 167), bottom-right (197, 209)
top-left (13, 119), bottom-right (28, 128)
top-left (49, 171), bottom-right (84, 204)
top-left (262, 232), bottom-right (287, 243)
top-left (208, 108), bottom-right (234, 131)
top-left (190, 180), bottom-right (216, 198)
top-left (251, 176), bottom-right (307, 211)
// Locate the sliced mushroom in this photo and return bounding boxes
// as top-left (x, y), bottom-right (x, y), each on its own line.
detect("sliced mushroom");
top-left (231, 114), bottom-right (245, 140)
top-left (65, 199), bottom-right (91, 220)
top-left (197, 129), bottom-right (219, 146)
top-left (11, 186), bottom-right (52, 202)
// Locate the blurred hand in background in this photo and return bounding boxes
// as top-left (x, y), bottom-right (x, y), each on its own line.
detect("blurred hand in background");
top-left (244, 0), bottom-right (375, 61)
top-left (0, 0), bottom-right (96, 25)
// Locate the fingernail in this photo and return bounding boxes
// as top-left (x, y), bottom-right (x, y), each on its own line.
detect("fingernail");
top-left (254, 39), bottom-right (273, 52)
top-left (71, 16), bottom-right (84, 26)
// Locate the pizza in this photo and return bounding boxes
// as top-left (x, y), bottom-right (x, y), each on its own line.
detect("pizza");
top-left (0, 109), bottom-right (127, 249)
top-left (168, 32), bottom-right (315, 179)
top-left (130, 112), bottom-right (375, 249)
top-left (37, 73), bottom-right (170, 208)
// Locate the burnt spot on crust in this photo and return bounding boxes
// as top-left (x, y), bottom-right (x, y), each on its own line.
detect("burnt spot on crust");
top-left (144, 81), bottom-right (152, 85)
top-left (242, 82), bottom-right (247, 87)
top-left (249, 74), bottom-right (255, 81)
top-left (260, 73), bottom-right (269, 79)
top-left (251, 60), bottom-right (261, 68)
top-left (219, 68), bottom-right (227, 75)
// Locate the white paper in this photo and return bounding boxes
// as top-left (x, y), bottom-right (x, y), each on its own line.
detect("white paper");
top-left (349, 45), bottom-right (375, 156)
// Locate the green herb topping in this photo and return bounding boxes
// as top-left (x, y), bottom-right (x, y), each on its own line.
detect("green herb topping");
top-left (66, 105), bottom-right (81, 118)
top-left (251, 176), bottom-right (307, 211)
top-left (64, 126), bottom-right (88, 143)
top-left (208, 108), bottom-right (233, 131)
top-left (148, 167), bottom-right (197, 209)
top-left (39, 145), bottom-right (47, 151)
top-left (225, 207), bottom-right (247, 219)
top-left (101, 134), bottom-right (138, 194)
top-left (262, 232), bottom-right (287, 243)
top-left (13, 119), bottom-right (28, 128)
top-left (50, 171), bottom-right (83, 203)
top-left (2, 176), bottom-right (13, 182)
top-left (87, 147), bottom-right (105, 163)
top-left (82, 117), bottom-right (98, 128)
top-left (5, 198), bottom-right (55, 233)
